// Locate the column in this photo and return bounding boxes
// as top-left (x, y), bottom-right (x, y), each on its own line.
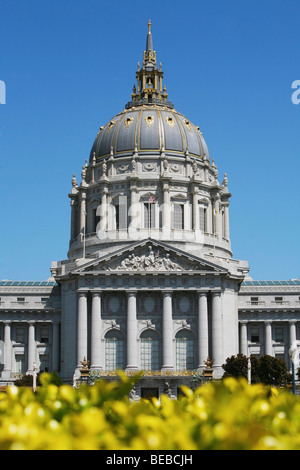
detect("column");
top-left (265, 322), bottom-right (273, 356)
top-left (129, 181), bottom-right (139, 237)
top-left (70, 198), bottom-right (77, 240)
top-left (3, 321), bottom-right (12, 378)
top-left (162, 291), bottom-right (174, 370)
top-left (212, 292), bottom-right (223, 367)
top-left (126, 292), bottom-right (138, 370)
top-left (198, 292), bottom-right (209, 368)
top-left (240, 321), bottom-right (248, 356)
top-left (223, 203), bottom-right (230, 240)
top-left (289, 321), bottom-right (297, 346)
top-left (214, 196), bottom-right (222, 238)
top-left (27, 322), bottom-right (36, 374)
top-left (80, 192), bottom-right (86, 236)
top-left (162, 180), bottom-right (171, 238)
top-left (192, 189), bottom-right (199, 231)
top-left (52, 321), bottom-right (60, 372)
top-left (77, 292), bottom-right (88, 368)
top-left (100, 189), bottom-right (107, 231)
top-left (91, 292), bottom-right (102, 370)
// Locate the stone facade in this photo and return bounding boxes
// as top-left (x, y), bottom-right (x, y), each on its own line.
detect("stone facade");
top-left (0, 23), bottom-right (299, 392)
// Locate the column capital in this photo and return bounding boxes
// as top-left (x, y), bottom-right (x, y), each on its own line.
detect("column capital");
top-left (197, 290), bottom-right (209, 296)
top-left (91, 291), bottom-right (101, 298)
top-left (127, 290), bottom-right (137, 297)
top-left (162, 290), bottom-right (173, 297)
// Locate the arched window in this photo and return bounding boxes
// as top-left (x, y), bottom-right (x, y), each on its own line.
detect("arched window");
top-left (175, 329), bottom-right (194, 371)
top-left (140, 329), bottom-right (160, 371)
top-left (105, 330), bottom-right (125, 371)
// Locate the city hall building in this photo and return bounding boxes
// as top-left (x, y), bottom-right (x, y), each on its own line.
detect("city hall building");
top-left (0, 23), bottom-right (299, 396)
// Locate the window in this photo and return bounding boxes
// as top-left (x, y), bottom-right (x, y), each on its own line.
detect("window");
top-left (140, 330), bottom-right (160, 371)
top-left (115, 196), bottom-right (128, 230)
top-left (250, 328), bottom-right (260, 343)
top-left (274, 327), bottom-right (284, 343)
top-left (250, 297), bottom-right (259, 305)
top-left (105, 330), bottom-right (125, 371)
top-left (17, 297), bottom-right (25, 302)
top-left (275, 297), bottom-right (283, 304)
top-left (144, 202), bottom-right (155, 229)
top-left (175, 329), bottom-right (194, 371)
top-left (115, 204), bottom-right (120, 230)
top-left (173, 204), bottom-right (184, 230)
top-left (16, 327), bottom-right (25, 344)
top-left (93, 208), bottom-right (100, 232)
top-left (199, 205), bottom-right (207, 232)
top-left (15, 355), bottom-right (25, 375)
top-left (40, 355), bottom-right (49, 373)
top-left (40, 327), bottom-right (49, 344)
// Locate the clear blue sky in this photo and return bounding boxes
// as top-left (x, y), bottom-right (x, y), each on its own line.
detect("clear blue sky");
top-left (0, 0), bottom-right (299, 281)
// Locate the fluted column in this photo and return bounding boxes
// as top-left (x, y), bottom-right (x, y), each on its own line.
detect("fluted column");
top-left (198, 292), bottom-right (209, 368)
top-left (162, 291), bottom-right (174, 370)
top-left (126, 291), bottom-right (138, 370)
top-left (265, 322), bottom-right (273, 356)
top-left (240, 321), bottom-right (248, 356)
top-left (91, 292), bottom-right (102, 370)
top-left (77, 292), bottom-right (88, 367)
top-left (212, 292), bottom-right (223, 367)
top-left (27, 322), bottom-right (36, 374)
top-left (3, 321), bottom-right (12, 377)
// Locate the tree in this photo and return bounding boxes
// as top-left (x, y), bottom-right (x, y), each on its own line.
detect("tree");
top-left (222, 354), bottom-right (288, 386)
top-left (257, 355), bottom-right (288, 386)
top-left (222, 354), bottom-right (260, 383)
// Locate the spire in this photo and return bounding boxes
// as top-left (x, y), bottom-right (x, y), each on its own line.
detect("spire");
top-left (125, 20), bottom-right (174, 109)
top-left (146, 19), bottom-right (153, 52)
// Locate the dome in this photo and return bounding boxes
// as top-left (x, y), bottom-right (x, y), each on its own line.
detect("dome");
top-left (89, 106), bottom-right (210, 163)
top-left (89, 20), bottom-right (209, 164)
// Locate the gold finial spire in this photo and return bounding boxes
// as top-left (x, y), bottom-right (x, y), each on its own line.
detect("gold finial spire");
top-left (148, 19), bottom-right (152, 34)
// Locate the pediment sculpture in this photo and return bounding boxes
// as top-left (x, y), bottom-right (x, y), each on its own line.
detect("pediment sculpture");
top-left (114, 246), bottom-right (183, 272)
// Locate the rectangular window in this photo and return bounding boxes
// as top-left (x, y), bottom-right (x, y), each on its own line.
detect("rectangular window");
top-left (93, 208), bottom-right (100, 232)
top-left (39, 355), bottom-right (49, 373)
top-left (16, 328), bottom-right (25, 343)
top-left (173, 204), bottom-right (184, 230)
top-left (17, 297), bottom-right (25, 302)
top-left (275, 297), bottom-right (283, 304)
top-left (250, 297), bottom-right (259, 305)
top-left (144, 203), bottom-right (155, 229)
top-left (251, 328), bottom-right (260, 343)
top-left (115, 204), bottom-right (120, 230)
top-left (40, 327), bottom-right (49, 344)
top-left (274, 327), bottom-right (284, 343)
top-left (15, 355), bottom-right (25, 375)
top-left (199, 205), bottom-right (207, 232)
top-left (116, 196), bottom-right (128, 230)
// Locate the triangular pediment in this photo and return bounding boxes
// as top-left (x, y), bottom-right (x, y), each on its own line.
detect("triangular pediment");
top-left (72, 239), bottom-right (228, 275)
